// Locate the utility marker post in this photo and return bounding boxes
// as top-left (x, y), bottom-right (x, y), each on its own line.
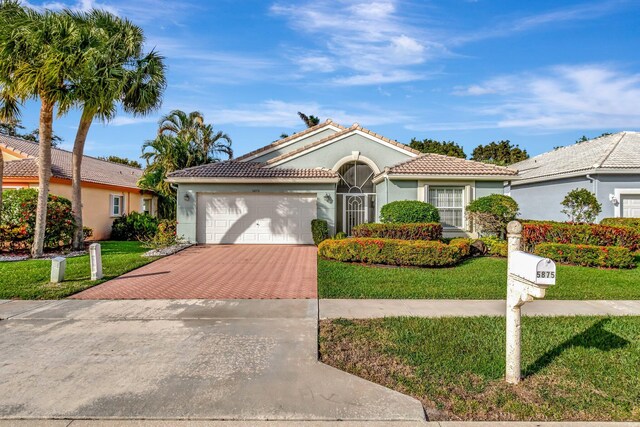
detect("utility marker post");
top-left (50, 257), bottom-right (66, 283)
top-left (89, 243), bottom-right (103, 281)
top-left (506, 220), bottom-right (556, 384)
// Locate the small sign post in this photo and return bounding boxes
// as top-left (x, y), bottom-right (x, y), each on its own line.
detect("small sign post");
top-left (505, 221), bottom-right (556, 384)
top-left (89, 243), bottom-right (103, 281)
top-left (50, 257), bottom-right (66, 283)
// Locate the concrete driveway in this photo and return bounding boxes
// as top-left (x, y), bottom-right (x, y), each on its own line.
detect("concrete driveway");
top-left (71, 245), bottom-right (317, 300)
top-left (0, 299), bottom-right (424, 421)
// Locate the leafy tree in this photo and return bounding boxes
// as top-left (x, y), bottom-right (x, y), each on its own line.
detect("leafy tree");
top-left (61, 9), bottom-right (166, 250)
top-left (98, 155), bottom-right (142, 168)
top-left (561, 188), bottom-right (602, 223)
top-left (298, 111), bottom-right (320, 128)
top-left (466, 194), bottom-right (519, 238)
top-left (409, 138), bottom-right (466, 158)
top-left (140, 110), bottom-right (232, 218)
top-left (471, 140), bottom-right (529, 165)
top-left (575, 132), bottom-right (612, 144)
top-left (0, 2), bottom-right (86, 257)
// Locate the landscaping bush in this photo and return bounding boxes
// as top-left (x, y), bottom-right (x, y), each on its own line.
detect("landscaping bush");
top-left (476, 237), bottom-right (508, 257)
top-left (311, 219), bottom-right (329, 245)
top-left (334, 232), bottom-right (347, 240)
top-left (318, 238), bottom-right (468, 267)
top-left (380, 200), bottom-right (440, 224)
top-left (534, 243), bottom-right (636, 269)
top-left (142, 220), bottom-right (181, 249)
top-left (466, 194), bottom-right (518, 237)
top-left (561, 188), bottom-right (601, 223)
top-left (83, 226), bottom-right (93, 240)
top-left (352, 222), bottom-right (442, 240)
top-left (601, 217), bottom-right (640, 229)
top-left (0, 188), bottom-right (75, 251)
top-left (111, 212), bottom-right (159, 241)
top-left (449, 238), bottom-right (472, 257)
top-left (522, 222), bottom-right (640, 252)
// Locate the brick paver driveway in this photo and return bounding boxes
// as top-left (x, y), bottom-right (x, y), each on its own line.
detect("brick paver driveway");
top-left (71, 245), bottom-right (317, 299)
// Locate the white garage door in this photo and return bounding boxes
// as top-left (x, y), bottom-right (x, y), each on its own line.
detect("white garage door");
top-left (621, 194), bottom-right (640, 218)
top-left (197, 193), bottom-right (316, 244)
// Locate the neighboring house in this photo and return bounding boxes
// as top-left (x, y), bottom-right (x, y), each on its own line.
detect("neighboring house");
top-left (1, 135), bottom-right (156, 240)
top-left (167, 120), bottom-right (517, 244)
top-left (509, 132), bottom-right (640, 222)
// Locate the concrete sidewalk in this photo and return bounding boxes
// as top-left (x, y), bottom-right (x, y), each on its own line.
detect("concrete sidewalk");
top-left (0, 299), bottom-right (424, 421)
top-left (319, 299), bottom-right (640, 319)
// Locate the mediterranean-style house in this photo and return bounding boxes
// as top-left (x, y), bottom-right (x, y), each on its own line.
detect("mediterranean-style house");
top-left (167, 120), bottom-right (517, 244)
top-left (1, 135), bottom-right (157, 240)
top-left (508, 131), bottom-right (640, 222)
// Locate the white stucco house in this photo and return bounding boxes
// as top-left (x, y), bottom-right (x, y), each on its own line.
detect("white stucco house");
top-left (508, 132), bottom-right (640, 222)
top-left (167, 120), bottom-right (517, 244)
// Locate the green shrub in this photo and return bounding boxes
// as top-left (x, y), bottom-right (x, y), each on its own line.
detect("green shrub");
top-left (334, 232), bottom-right (347, 240)
top-left (534, 243), bottom-right (636, 269)
top-left (0, 188), bottom-right (75, 251)
top-left (83, 226), bottom-right (93, 240)
top-left (476, 237), bottom-right (508, 257)
top-left (311, 219), bottom-right (329, 245)
top-left (466, 194), bottom-right (518, 237)
top-left (142, 220), bottom-right (181, 249)
top-left (522, 222), bottom-right (640, 252)
top-left (318, 238), bottom-right (468, 267)
top-left (601, 217), bottom-right (640, 229)
top-left (380, 200), bottom-right (440, 224)
top-left (111, 212), bottom-right (159, 241)
top-left (449, 238), bottom-right (472, 257)
top-left (561, 188), bottom-right (602, 223)
top-left (352, 223), bottom-right (442, 240)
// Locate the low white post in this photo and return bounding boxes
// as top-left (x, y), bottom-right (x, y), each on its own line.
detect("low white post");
top-left (506, 220), bottom-right (524, 384)
top-left (50, 257), bottom-right (66, 283)
top-left (89, 243), bottom-right (103, 280)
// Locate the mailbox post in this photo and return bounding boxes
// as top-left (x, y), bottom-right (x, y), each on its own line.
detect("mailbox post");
top-left (505, 221), bottom-right (556, 384)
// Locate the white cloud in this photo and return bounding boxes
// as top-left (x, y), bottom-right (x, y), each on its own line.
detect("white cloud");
top-left (108, 116), bottom-right (158, 126)
top-left (270, 0), bottom-right (448, 85)
top-left (429, 64), bottom-right (640, 130)
top-left (203, 99), bottom-right (413, 128)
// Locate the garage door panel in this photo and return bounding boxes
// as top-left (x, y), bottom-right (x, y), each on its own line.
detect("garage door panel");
top-left (197, 193), bottom-right (317, 244)
top-left (622, 195), bottom-right (640, 218)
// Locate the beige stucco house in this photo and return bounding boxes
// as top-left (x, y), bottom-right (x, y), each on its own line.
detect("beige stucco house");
top-left (1, 135), bottom-right (156, 240)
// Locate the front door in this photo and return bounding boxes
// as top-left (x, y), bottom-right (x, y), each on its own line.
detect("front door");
top-left (336, 160), bottom-right (376, 235)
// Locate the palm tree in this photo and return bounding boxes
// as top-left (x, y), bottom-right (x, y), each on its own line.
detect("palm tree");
top-left (140, 110), bottom-right (232, 219)
top-left (0, 2), bottom-right (84, 257)
top-left (61, 10), bottom-right (166, 250)
top-left (0, 91), bottom-right (20, 211)
top-left (298, 111), bottom-right (320, 128)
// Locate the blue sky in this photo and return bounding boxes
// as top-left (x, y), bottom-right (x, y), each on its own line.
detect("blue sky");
top-left (16, 0), bottom-right (640, 163)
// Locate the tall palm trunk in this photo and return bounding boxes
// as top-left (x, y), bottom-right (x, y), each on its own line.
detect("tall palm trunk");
top-left (31, 98), bottom-right (54, 258)
top-left (71, 109), bottom-right (94, 250)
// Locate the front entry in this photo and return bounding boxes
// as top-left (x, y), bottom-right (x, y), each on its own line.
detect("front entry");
top-left (336, 160), bottom-right (376, 235)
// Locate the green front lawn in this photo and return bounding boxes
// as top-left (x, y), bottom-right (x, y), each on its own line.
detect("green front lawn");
top-left (318, 256), bottom-right (640, 299)
top-left (0, 241), bottom-right (158, 299)
top-left (320, 316), bottom-right (640, 421)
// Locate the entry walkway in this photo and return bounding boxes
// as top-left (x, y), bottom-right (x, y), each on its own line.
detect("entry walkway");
top-left (319, 299), bottom-right (640, 319)
top-left (0, 299), bottom-right (424, 421)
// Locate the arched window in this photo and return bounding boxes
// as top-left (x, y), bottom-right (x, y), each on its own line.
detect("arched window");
top-left (337, 161), bottom-right (375, 194)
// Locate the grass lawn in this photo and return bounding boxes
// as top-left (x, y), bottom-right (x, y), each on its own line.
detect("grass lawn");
top-left (320, 316), bottom-right (640, 421)
top-left (318, 256), bottom-right (640, 299)
top-left (0, 241), bottom-right (158, 299)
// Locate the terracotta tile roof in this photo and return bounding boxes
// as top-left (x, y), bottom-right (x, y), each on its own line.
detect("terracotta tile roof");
top-left (167, 161), bottom-right (338, 179)
top-left (234, 119), bottom-right (346, 161)
top-left (512, 131), bottom-right (640, 182)
top-left (264, 123), bottom-right (421, 166)
top-left (1, 134), bottom-right (144, 189)
top-left (385, 153), bottom-right (518, 176)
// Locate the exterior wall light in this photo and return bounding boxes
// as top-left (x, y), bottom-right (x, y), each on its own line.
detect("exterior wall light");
top-left (183, 193), bottom-right (191, 202)
top-left (324, 194), bottom-right (333, 204)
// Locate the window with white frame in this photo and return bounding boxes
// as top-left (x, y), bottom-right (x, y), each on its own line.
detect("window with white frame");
top-left (428, 187), bottom-right (464, 228)
top-left (110, 195), bottom-right (124, 217)
top-left (142, 198), bottom-right (152, 215)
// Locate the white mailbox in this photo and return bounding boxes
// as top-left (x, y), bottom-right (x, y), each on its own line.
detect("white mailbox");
top-left (508, 251), bottom-right (556, 286)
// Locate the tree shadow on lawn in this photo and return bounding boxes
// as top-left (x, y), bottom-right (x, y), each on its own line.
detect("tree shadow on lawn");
top-left (523, 318), bottom-right (629, 378)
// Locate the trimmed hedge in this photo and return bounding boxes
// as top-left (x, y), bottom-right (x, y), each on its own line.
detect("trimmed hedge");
top-left (601, 217), bottom-right (640, 229)
top-left (477, 237), bottom-right (508, 257)
top-left (380, 200), bottom-right (440, 224)
top-left (318, 238), bottom-right (468, 267)
top-left (311, 219), bottom-right (329, 245)
top-left (111, 212), bottom-right (159, 241)
top-left (522, 222), bottom-right (640, 252)
top-left (534, 243), bottom-right (636, 269)
top-left (352, 223), bottom-right (442, 241)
